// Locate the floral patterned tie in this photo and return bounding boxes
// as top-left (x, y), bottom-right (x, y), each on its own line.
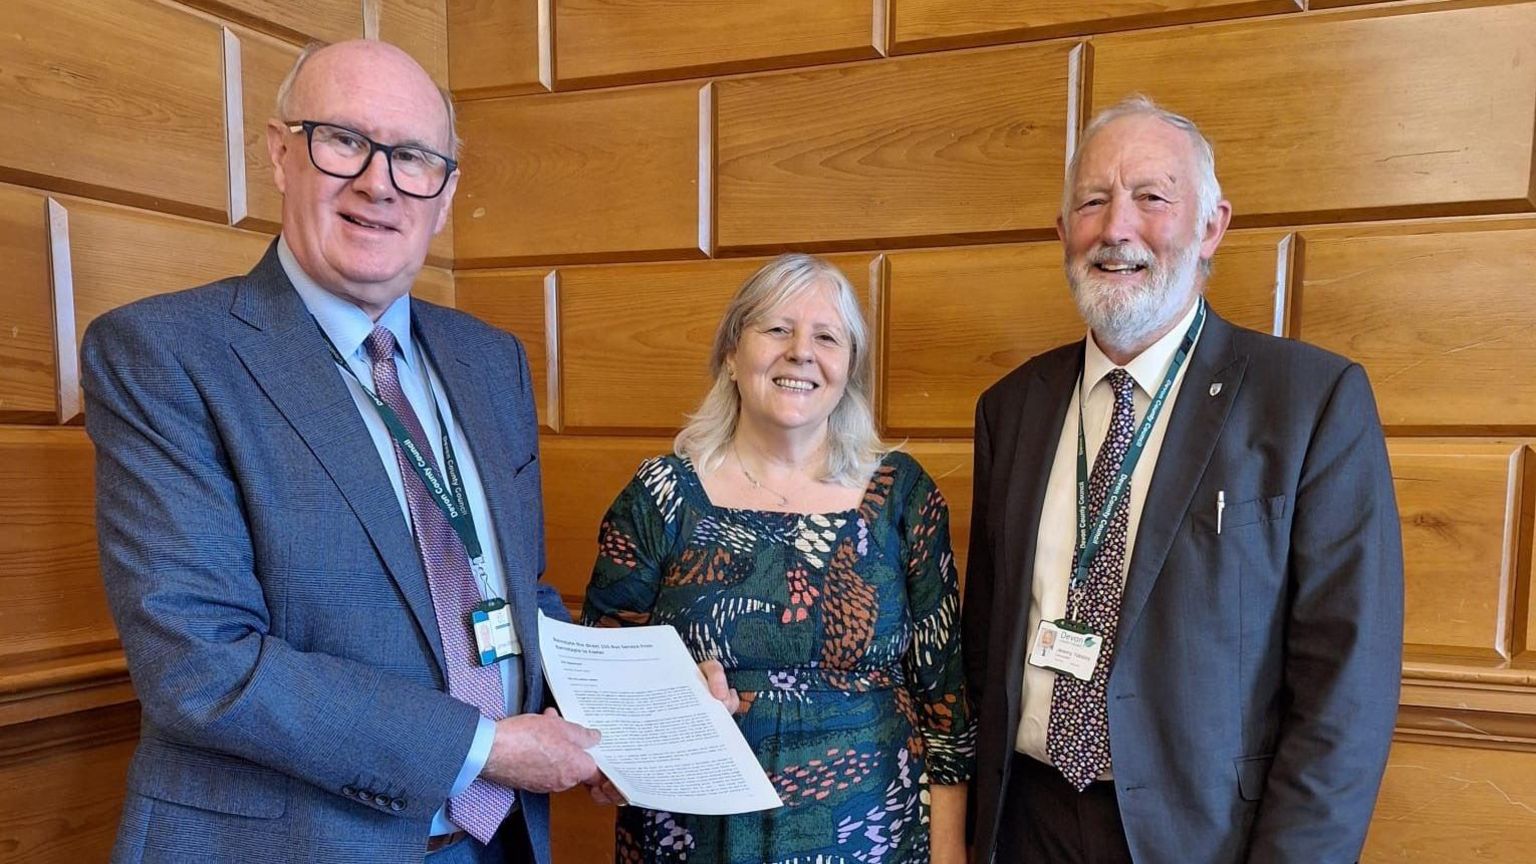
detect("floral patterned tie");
top-left (365, 326), bottom-right (514, 842)
top-left (1047, 368), bottom-right (1136, 792)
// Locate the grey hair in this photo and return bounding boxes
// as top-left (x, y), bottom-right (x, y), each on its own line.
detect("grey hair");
top-left (1063, 95), bottom-right (1222, 274)
top-left (275, 40), bottom-right (462, 158)
top-left (674, 254), bottom-right (887, 487)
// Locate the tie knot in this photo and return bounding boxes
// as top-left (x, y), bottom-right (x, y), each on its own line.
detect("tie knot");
top-left (1106, 368), bottom-right (1134, 399)
top-left (364, 326), bottom-right (397, 365)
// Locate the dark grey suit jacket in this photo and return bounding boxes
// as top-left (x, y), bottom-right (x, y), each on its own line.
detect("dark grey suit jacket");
top-left (963, 310), bottom-right (1403, 863)
top-left (83, 245), bottom-right (566, 863)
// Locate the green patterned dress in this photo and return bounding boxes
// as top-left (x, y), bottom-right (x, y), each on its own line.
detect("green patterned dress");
top-left (581, 450), bottom-right (975, 864)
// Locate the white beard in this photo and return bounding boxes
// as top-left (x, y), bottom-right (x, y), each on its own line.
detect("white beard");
top-left (1067, 239), bottom-right (1202, 354)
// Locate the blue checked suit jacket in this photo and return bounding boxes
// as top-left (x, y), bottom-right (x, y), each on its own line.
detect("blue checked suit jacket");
top-left (83, 244), bottom-right (567, 864)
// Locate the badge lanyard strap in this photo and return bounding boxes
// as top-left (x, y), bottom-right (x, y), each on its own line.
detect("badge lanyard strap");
top-left (316, 323), bottom-right (496, 598)
top-left (1068, 299), bottom-right (1206, 621)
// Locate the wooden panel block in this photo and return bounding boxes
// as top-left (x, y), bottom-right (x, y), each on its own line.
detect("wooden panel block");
top-left (373, 0), bottom-right (451, 87)
top-left (1207, 229), bottom-right (1290, 338)
top-left (883, 241), bottom-right (1075, 435)
top-left (0, 659), bottom-right (134, 729)
top-left (881, 228), bottom-right (1288, 434)
top-left (456, 83), bottom-right (704, 267)
top-left (904, 441), bottom-right (973, 580)
top-left (1089, 3), bottom-right (1536, 225)
top-left (1526, 444), bottom-right (1536, 663)
top-left (890, 0), bottom-right (1301, 53)
top-left (0, 0), bottom-right (228, 222)
top-left (429, 212), bottom-right (455, 268)
top-left (550, 786), bottom-right (615, 862)
top-left (542, 436), bottom-right (674, 601)
top-left (553, 0), bottom-right (877, 89)
top-left (232, 26), bottom-right (299, 233)
top-left (559, 254), bottom-right (874, 432)
top-left (180, 0), bottom-right (362, 44)
top-left (1389, 441), bottom-right (1521, 660)
top-left (0, 428), bottom-right (111, 669)
top-left (0, 706), bottom-right (138, 864)
top-left (448, 0), bottom-right (545, 98)
top-left (48, 199), bottom-right (78, 426)
top-left (560, 259), bottom-right (754, 432)
top-left (0, 187), bottom-right (56, 423)
top-left (716, 42), bottom-right (1077, 253)
top-left (1296, 223), bottom-right (1536, 432)
top-left (454, 268), bottom-right (554, 428)
top-left (63, 200), bottom-right (272, 420)
top-left (414, 266), bottom-right (455, 308)
top-left (1363, 740), bottom-right (1536, 862)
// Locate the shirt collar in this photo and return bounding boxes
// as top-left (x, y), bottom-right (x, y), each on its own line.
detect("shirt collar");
top-left (1083, 299), bottom-right (1203, 397)
top-left (277, 235), bottom-right (417, 370)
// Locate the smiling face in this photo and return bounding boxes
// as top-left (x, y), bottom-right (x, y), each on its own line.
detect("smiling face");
top-left (1059, 113), bottom-right (1229, 352)
top-left (266, 41), bottom-right (458, 318)
top-left (728, 281), bottom-right (852, 442)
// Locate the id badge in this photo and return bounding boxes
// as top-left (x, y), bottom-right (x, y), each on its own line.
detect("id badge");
top-left (470, 598), bottom-right (521, 666)
top-left (1027, 619), bottom-right (1104, 682)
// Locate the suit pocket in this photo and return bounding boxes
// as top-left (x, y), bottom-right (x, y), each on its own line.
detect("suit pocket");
top-left (128, 737), bottom-right (287, 818)
top-left (510, 450), bottom-right (539, 479)
top-left (1194, 493), bottom-right (1287, 533)
top-left (1234, 754), bottom-right (1274, 801)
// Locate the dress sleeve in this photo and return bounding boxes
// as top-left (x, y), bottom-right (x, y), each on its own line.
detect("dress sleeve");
top-left (899, 460), bottom-right (977, 786)
top-left (580, 457), bottom-right (676, 628)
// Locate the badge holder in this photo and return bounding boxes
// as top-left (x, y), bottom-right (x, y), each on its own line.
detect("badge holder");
top-left (471, 598), bottom-right (521, 666)
top-left (1028, 617), bottom-right (1104, 682)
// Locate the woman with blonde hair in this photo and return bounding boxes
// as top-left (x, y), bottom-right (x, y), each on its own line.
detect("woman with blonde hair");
top-left (582, 253), bottom-right (974, 863)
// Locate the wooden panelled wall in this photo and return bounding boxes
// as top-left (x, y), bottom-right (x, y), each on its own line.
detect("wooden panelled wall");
top-left (0, 1), bottom-right (453, 861)
top-left (448, 0), bottom-right (1536, 861)
top-left (4, 1), bottom-right (1535, 862)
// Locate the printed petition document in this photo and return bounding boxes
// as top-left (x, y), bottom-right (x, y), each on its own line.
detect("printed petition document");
top-left (537, 614), bottom-right (782, 815)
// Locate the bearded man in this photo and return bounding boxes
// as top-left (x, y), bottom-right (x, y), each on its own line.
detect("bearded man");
top-left (961, 97), bottom-right (1404, 864)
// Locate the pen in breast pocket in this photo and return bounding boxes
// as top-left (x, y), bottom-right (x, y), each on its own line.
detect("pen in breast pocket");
top-left (1216, 490), bottom-right (1225, 535)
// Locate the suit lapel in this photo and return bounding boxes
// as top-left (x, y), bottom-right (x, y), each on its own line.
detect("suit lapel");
top-left (229, 247), bottom-right (448, 675)
top-left (1116, 312), bottom-right (1247, 645)
top-left (1000, 345), bottom-right (1082, 711)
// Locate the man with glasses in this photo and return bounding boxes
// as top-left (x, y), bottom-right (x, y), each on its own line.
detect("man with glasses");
top-left (82, 40), bottom-right (607, 864)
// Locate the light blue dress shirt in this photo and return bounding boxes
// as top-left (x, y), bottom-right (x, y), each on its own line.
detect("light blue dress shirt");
top-left (278, 237), bottom-right (518, 835)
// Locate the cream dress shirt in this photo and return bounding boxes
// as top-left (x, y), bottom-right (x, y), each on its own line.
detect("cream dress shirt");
top-left (1014, 301), bottom-right (1205, 771)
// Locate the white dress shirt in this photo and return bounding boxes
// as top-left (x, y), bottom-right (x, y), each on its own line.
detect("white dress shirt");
top-left (1015, 301), bottom-right (1204, 770)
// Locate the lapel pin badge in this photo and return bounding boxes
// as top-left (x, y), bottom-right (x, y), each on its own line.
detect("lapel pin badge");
top-left (1209, 382), bottom-right (1223, 397)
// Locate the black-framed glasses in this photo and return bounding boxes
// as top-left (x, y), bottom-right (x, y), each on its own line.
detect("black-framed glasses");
top-left (285, 120), bottom-right (458, 199)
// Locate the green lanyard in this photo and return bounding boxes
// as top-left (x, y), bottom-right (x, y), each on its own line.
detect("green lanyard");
top-left (1069, 300), bottom-right (1206, 612)
top-left (317, 323), bottom-right (487, 567)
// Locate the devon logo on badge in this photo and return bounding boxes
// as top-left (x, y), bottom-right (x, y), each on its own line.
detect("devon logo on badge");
top-left (1082, 635), bottom-right (1098, 648)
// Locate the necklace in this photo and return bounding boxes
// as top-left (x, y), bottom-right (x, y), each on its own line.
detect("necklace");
top-left (734, 445), bottom-right (792, 508)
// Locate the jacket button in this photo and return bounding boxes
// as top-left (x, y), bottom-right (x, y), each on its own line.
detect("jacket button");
top-left (342, 785), bottom-right (357, 796)
top-left (356, 788), bottom-right (373, 800)
top-left (390, 798), bottom-right (406, 812)
top-left (373, 794), bottom-right (390, 807)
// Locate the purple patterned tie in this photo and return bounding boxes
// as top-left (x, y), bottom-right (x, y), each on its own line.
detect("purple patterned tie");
top-left (365, 326), bottom-right (514, 842)
top-left (1048, 368), bottom-right (1136, 791)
